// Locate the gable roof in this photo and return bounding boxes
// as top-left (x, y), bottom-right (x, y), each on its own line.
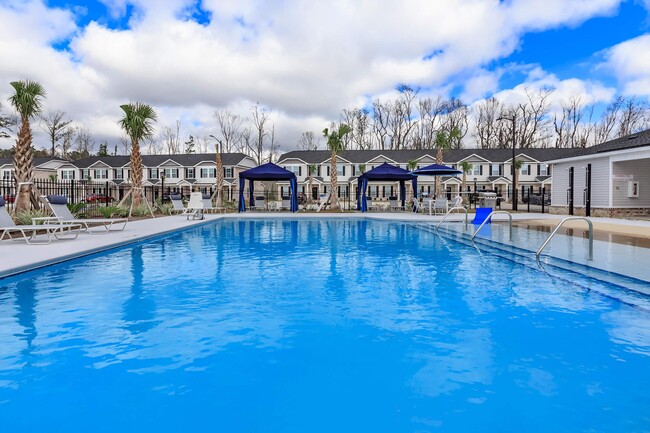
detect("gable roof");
top-left (278, 148), bottom-right (575, 164)
top-left (70, 153), bottom-right (251, 168)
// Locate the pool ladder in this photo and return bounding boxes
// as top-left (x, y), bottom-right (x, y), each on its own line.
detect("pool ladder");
top-left (471, 211), bottom-right (513, 243)
top-left (435, 206), bottom-right (469, 231)
top-left (536, 217), bottom-right (593, 266)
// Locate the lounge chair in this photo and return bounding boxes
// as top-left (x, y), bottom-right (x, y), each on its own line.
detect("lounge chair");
top-left (201, 194), bottom-right (225, 214)
top-left (432, 197), bottom-right (449, 214)
top-left (185, 192), bottom-right (205, 220)
top-left (389, 196), bottom-right (403, 211)
top-left (450, 196), bottom-right (464, 209)
top-left (169, 194), bottom-right (187, 214)
top-left (0, 197), bottom-right (81, 244)
top-left (252, 196), bottom-right (266, 211)
top-left (317, 194), bottom-right (330, 212)
top-left (412, 197), bottom-right (425, 213)
top-left (42, 195), bottom-right (128, 233)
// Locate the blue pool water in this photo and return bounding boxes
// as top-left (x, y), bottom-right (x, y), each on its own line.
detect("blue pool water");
top-left (1, 219), bottom-right (649, 432)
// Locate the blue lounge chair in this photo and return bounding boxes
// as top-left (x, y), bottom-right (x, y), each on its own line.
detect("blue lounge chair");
top-left (471, 207), bottom-right (492, 225)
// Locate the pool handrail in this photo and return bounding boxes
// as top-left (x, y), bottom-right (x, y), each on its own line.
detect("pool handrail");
top-left (435, 206), bottom-right (468, 231)
top-left (536, 217), bottom-right (593, 266)
top-left (471, 210), bottom-right (513, 242)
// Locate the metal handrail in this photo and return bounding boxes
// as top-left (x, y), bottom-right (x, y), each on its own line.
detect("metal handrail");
top-left (435, 206), bottom-right (468, 231)
top-left (536, 217), bottom-right (593, 265)
top-left (471, 211), bottom-right (513, 242)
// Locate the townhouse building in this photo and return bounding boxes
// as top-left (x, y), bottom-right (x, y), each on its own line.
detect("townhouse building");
top-left (277, 148), bottom-right (576, 203)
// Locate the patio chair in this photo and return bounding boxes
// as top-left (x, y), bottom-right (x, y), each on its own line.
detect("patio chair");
top-left (389, 196), bottom-right (403, 211)
top-left (317, 194), bottom-right (330, 212)
top-left (252, 196), bottom-right (266, 211)
top-left (42, 195), bottom-right (128, 233)
top-left (450, 196), bottom-right (464, 209)
top-left (432, 197), bottom-right (449, 214)
top-left (0, 197), bottom-right (81, 244)
top-left (411, 197), bottom-right (425, 213)
top-left (185, 192), bottom-right (205, 220)
top-left (201, 194), bottom-right (225, 214)
top-left (169, 194), bottom-right (186, 214)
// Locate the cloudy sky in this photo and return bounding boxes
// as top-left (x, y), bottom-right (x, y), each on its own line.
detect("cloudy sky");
top-left (1, 0), bottom-right (650, 153)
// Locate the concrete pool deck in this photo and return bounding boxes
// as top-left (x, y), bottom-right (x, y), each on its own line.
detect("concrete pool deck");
top-left (1, 212), bottom-right (650, 283)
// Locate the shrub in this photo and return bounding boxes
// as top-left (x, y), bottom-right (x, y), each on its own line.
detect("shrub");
top-left (67, 202), bottom-right (87, 218)
top-left (94, 206), bottom-right (128, 218)
top-left (14, 209), bottom-right (52, 225)
top-left (130, 205), bottom-right (154, 217)
top-left (156, 203), bottom-right (175, 215)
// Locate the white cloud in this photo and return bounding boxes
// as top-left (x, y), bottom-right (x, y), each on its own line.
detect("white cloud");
top-left (0, 0), bottom-right (633, 152)
top-left (601, 33), bottom-right (650, 96)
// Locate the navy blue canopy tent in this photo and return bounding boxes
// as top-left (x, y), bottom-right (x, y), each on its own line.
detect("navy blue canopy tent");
top-left (357, 163), bottom-right (417, 212)
top-left (412, 163), bottom-right (462, 176)
top-left (238, 162), bottom-right (299, 212)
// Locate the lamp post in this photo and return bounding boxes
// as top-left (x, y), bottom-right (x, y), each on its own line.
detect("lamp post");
top-left (161, 172), bottom-right (165, 202)
top-left (497, 114), bottom-right (517, 211)
top-left (209, 134), bottom-right (224, 208)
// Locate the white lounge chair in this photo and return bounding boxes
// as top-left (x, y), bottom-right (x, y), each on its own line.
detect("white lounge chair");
top-left (42, 195), bottom-right (128, 233)
top-left (252, 196), bottom-right (266, 211)
top-left (450, 196), bottom-right (464, 209)
top-left (185, 192), bottom-right (205, 220)
top-left (201, 194), bottom-right (225, 214)
top-left (0, 197), bottom-right (80, 244)
top-left (412, 197), bottom-right (425, 213)
top-left (389, 196), bottom-right (403, 211)
top-left (317, 194), bottom-right (330, 212)
top-left (432, 197), bottom-right (449, 214)
top-left (169, 194), bottom-right (187, 214)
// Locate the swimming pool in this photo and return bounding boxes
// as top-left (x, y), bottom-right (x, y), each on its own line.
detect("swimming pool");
top-left (1, 219), bottom-right (649, 432)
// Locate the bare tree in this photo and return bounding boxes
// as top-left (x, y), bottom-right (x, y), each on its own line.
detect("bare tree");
top-left (268, 123), bottom-right (279, 163)
top-left (474, 97), bottom-right (503, 149)
top-left (119, 134), bottom-right (131, 155)
top-left (553, 96), bottom-right (587, 148)
top-left (248, 103), bottom-right (271, 165)
top-left (341, 108), bottom-right (372, 150)
top-left (415, 96), bottom-right (445, 149)
top-left (160, 120), bottom-right (181, 154)
top-left (617, 96), bottom-right (650, 137)
top-left (594, 96), bottom-right (623, 144)
top-left (40, 110), bottom-right (72, 156)
top-left (144, 137), bottom-right (162, 155)
top-left (74, 127), bottom-right (94, 158)
top-left (0, 102), bottom-right (17, 140)
top-left (371, 99), bottom-right (391, 150)
top-left (297, 131), bottom-right (320, 150)
top-left (61, 127), bottom-right (75, 158)
top-left (440, 97), bottom-right (468, 149)
top-left (214, 109), bottom-right (244, 152)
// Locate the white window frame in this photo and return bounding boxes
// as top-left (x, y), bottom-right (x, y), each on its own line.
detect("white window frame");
top-left (520, 165), bottom-right (530, 176)
top-left (94, 169), bottom-right (108, 180)
top-left (61, 169), bottom-right (75, 180)
top-left (224, 167), bottom-right (233, 178)
top-left (200, 168), bottom-right (216, 178)
top-left (539, 164), bottom-right (548, 176)
top-left (490, 164), bottom-right (499, 176)
top-left (471, 164), bottom-right (481, 176)
top-left (187, 168), bottom-right (196, 179)
top-left (163, 168), bottom-right (179, 179)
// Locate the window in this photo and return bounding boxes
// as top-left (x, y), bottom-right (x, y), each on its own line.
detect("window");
top-left (539, 164), bottom-right (548, 176)
top-left (163, 168), bottom-right (179, 178)
top-left (337, 164), bottom-right (345, 176)
top-left (520, 164), bottom-right (530, 176)
top-left (82, 169), bottom-right (90, 180)
top-left (94, 169), bottom-right (108, 179)
top-left (200, 168), bottom-right (216, 178)
top-left (186, 168), bottom-right (195, 179)
top-left (149, 168), bottom-right (159, 179)
top-left (2, 170), bottom-right (14, 180)
top-left (471, 164), bottom-right (481, 176)
top-left (61, 170), bottom-right (75, 180)
top-left (490, 164), bottom-right (500, 176)
top-left (285, 166), bottom-right (300, 176)
top-left (114, 169), bottom-right (123, 180)
top-left (224, 167), bottom-right (233, 178)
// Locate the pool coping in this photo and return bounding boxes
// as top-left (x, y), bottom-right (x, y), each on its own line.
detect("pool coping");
top-left (1, 211), bottom-right (648, 280)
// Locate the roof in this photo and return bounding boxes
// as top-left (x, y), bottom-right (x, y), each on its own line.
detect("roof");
top-left (278, 148), bottom-right (576, 164)
top-left (572, 129), bottom-right (650, 156)
top-left (71, 153), bottom-right (251, 168)
top-left (0, 156), bottom-right (67, 167)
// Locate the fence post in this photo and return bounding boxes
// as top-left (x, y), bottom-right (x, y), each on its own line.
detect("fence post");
top-left (527, 186), bottom-right (531, 212)
top-left (70, 179), bottom-right (75, 203)
top-left (541, 186), bottom-right (545, 214)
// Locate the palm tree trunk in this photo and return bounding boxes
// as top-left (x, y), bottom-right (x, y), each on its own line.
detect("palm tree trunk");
top-left (435, 148), bottom-right (443, 199)
top-left (307, 174), bottom-right (313, 204)
top-left (462, 172), bottom-right (467, 204)
top-left (330, 153), bottom-right (339, 210)
top-left (14, 118), bottom-right (34, 213)
top-left (131, 141), bottom-right (143, 207)
top-left (215, 152), bottom-right (224, 207)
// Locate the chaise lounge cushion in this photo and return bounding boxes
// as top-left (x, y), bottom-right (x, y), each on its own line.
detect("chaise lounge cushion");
top-left (0, 197), bottom-right (4, 207)
top-left (202, 194), bottom-right (211, 200)
top-left (47, 195), bottom-right (68, 205)
top-left (170, 194), bottom-right (182, 200)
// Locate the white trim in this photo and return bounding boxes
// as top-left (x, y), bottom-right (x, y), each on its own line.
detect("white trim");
top-left (365, 154), bottom-right (397, 164)
top-left (457, 153), bottom-right (491, 163)
top-left (88, 161), bottom-right (112, 169)
top-left (157, 158), bottom-right (183, 167)
top-left (276, 157), bottom-right (309, 165)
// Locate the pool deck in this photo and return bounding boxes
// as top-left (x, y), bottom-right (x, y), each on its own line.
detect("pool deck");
top-left (1, 212), bottom-right (650, 283)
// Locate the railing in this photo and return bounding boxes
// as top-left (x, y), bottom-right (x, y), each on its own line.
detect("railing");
top-left (536, 217), bottom-right (593, 266)
top-left (471, 211), bottom-right (513, 242)
top-left (435, 206), bottom-right (468, 231)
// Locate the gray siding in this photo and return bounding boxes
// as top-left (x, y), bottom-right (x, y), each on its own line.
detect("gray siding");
top-left (612, 160), bottom-right (650, 207)
top-left (551, 157), bottom-right (610, 207)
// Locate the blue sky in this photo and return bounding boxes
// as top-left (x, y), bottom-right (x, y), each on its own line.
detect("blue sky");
top-left (1, 0), bottom-right (650, 150)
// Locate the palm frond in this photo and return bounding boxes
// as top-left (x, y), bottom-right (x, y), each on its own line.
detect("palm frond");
top-left (8, 80), bottom-right (46, 119)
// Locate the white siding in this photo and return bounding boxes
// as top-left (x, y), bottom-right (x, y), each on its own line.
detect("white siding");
top-left (612, 159), bottom-right (650, 208)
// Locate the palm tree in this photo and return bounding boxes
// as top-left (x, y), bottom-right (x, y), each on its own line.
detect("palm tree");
top-left (8, 80), bottom-right (46, 213)
top-left (459, 161), bottom-right (473, 204)
top-left (118, 103), bottom-right (157, 207)
top-left (307, 163), bottom-right (316, 203)
top-left (323, 123), bottom-right (351, 210)
top-left (434, 128), bottom-right (460, 198)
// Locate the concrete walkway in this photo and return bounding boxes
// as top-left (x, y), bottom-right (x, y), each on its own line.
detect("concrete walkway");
top-left (1, 211), bottom-right (649, 279)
